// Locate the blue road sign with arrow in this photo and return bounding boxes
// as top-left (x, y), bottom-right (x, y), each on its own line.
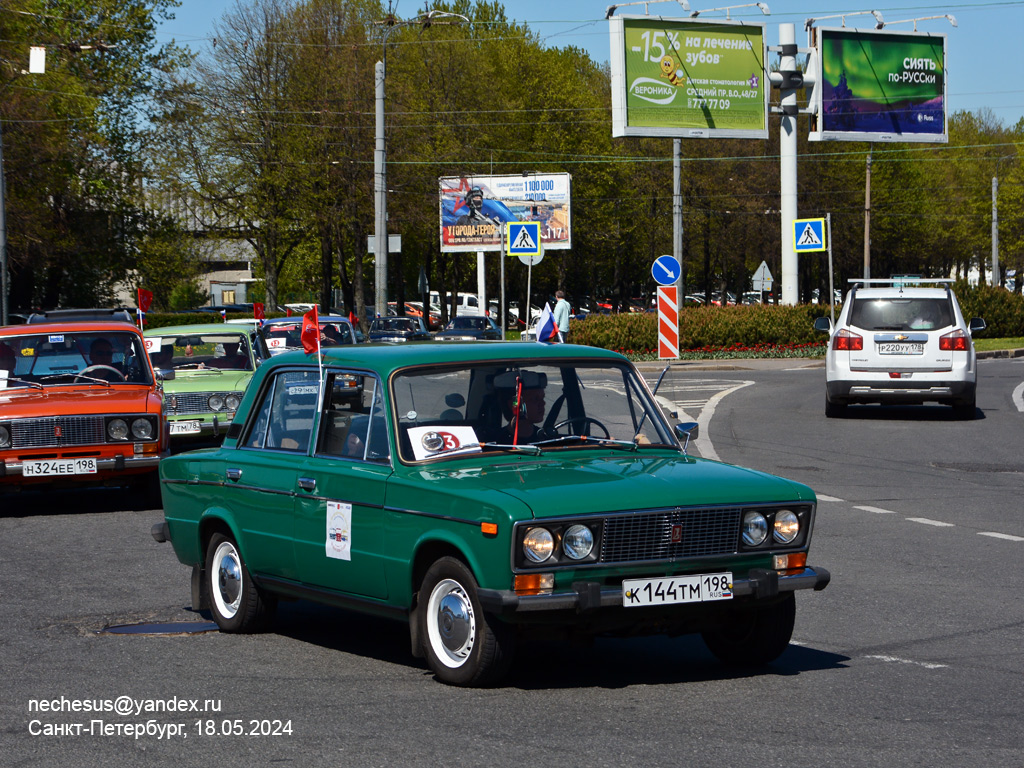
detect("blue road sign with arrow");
top-left (652, 255), bottom-right (680, 286)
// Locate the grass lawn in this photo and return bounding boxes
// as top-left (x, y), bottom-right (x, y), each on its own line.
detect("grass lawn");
top-left (975, 338), bottom-right (1024, 352)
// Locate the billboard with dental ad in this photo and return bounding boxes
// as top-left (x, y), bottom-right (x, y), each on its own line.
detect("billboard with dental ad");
top-left (439, 174), bottom-right (572, 254)
top-left (809, 27), bottom-right (948, 143)
top-left (609, 15), bottom-right (768, 139)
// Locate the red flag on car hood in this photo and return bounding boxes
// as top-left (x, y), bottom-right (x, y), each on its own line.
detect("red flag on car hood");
top-left (254, 302), bottom-right (265, 323)
top-left (301, 307), bottom-right (320, 354)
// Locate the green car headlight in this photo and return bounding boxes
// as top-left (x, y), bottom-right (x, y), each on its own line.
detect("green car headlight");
top-left (562, 524), bottom-right (594, 560)
top-left (742, 511), bottom-right (768, 546)
top-left (208, 395), bottom-right (225, 411)
top-left (225, 394), bottom-right (240, 411)
top-left (522, 527), bottom-right (554, 563)
top-left (773, 509), bottom-right (800, 543)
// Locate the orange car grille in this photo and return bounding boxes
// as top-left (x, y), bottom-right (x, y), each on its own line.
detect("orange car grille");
top-left (9, 416), bottom-right (106, 449)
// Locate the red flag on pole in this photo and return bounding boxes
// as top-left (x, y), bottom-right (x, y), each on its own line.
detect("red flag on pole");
top-left (301, 307), bottom-right (320, 354)
top-left (136, 288), bottom-right (153, 328)
top-left (286, 307), bottom-right (293, 317)
top-left (253, 302), bottom-right (265, 324)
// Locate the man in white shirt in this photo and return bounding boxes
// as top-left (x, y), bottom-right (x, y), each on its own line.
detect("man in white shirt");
top-left (553, 291), bottom-right (571, 343)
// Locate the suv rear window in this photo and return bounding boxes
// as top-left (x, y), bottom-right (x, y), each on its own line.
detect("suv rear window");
top-left (848, 297), bottom-right (952, 332)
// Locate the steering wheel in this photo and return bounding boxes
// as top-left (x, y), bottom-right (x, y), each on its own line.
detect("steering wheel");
top-left (76, 364), bottom-right (125, 382)
top-left (549, 417), bottom-right (611, 439)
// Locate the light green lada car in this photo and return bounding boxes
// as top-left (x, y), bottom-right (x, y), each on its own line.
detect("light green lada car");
top-left (152, 342), bottom-right (829, 686)
top-left (144, 323), bottom-right (269, 444)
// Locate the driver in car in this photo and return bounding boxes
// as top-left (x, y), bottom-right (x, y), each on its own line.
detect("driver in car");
top-left (494, 370), bottom-right (547, 444)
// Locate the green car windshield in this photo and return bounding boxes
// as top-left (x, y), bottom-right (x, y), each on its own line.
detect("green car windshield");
top-left (147, 333), bottom-right (254, 372)
top-left (0, 330), bottom-right (152, 386)
top-left (392, 361), bottom-right (676, 461)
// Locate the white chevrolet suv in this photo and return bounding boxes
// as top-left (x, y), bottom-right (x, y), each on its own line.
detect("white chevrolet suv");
top-left (814, 280), bottom-right (986, 419)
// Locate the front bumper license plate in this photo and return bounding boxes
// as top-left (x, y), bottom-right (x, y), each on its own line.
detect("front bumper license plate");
top-left (169, 420), bottom-right (202, 435)
top-left (23, 458), bottom-right (98, 477)
top-left (623, 573), bottom-right (733, 607)
top-left (878, 343), bottom-right (924, 355)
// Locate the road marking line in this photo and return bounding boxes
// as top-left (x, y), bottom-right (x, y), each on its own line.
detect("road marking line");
top-left (864, 654), bottom-right (948, 670)
top-left (907, 517), bottom-right (955, 527)
top-left (693, 380), bottom-right (754, 462)
top-left (1013, 382), bottom-right (1024, 413)
top-left (978, 531), bottom-right (1024, 542)
top-left (817, 494), bottom-right (844, 502)
top-left (854, 505), bottom-right (896, 514)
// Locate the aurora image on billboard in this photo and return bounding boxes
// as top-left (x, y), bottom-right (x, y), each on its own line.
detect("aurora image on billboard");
top-left (812, 27), bottom-right (947, 143)
top-left (610, 16), bottom-right (768, 139)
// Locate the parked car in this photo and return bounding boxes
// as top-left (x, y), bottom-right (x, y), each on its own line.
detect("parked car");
top-left (388, 301), bottom-right (442, 332)
top-left (27, 308), bottom-right (134, 324)
top-left (367, 316), bottom-right (431, 342)
top-left (152, 342), bottom-right (829, 686)
top-left (0, 321), bottom-right (167, 496)
top-left (144, 324), bottom-right (267, 443)
top-left (435, 315), bottom-right (502, 341)
top-left (813, 279), bottom-right (986, 418)
top-left (262, 316), bottom-right (358, 356)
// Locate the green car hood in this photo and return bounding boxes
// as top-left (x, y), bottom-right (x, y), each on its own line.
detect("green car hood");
top-left (163, 368), bottom-right (253, 395)
top-left (405, 452), bottom-right (814, 519)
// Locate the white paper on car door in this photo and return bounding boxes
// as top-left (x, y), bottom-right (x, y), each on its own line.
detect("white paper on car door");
top-left (325, 500), bottom-right (352, 560)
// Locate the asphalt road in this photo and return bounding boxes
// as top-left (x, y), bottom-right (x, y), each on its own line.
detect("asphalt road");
top-left (2, 357), bottom-right (1022, 767)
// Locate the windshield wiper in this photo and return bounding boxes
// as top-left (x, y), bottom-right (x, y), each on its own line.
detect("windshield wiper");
top-left (174, 364), bottom-right (222, 373)
top-left (481, 442), bottom-right (543, 455)
top-left (1, 376), bottom-right (44, 390)
top-left (533, 435), bottom-right (637, 451)
top-left (39, 373), bottom-right (110, 387)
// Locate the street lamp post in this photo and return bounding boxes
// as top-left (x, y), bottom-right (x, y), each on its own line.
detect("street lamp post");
top-left (373, 11), bottom-right (467, 317)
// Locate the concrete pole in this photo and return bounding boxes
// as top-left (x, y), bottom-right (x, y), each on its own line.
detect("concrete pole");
top-left (673, 139), bottom-right (683, 298)
top-left (0, 119), bottom-right (8, 325)
top-left (779, 23), bottom-right (798, 306)
top-left (477, 251), bottom-right (486, 315)
top-left (863, 148), bottom-right (872, 280)
top-left (373, 60), bottom-right (387, 316)
top-left (992, 176), bottom-right (999, 287)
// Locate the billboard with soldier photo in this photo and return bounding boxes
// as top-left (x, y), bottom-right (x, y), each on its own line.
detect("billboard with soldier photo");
top-left (439, 174), bottom-right (572, 253)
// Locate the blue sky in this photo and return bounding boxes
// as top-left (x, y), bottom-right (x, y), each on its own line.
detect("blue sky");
top-left (155, 0), bottom-right (1024, 126)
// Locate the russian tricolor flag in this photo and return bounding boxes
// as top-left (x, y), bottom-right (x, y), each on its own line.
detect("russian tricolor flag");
top-left (535, 302), bottom-right (559, 343)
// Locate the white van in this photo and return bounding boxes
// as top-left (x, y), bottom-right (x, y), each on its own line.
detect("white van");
top-left (429, 291), bottom-right (482, 317)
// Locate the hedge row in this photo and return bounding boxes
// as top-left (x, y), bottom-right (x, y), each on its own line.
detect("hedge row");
top-left (572, 304), bottom-right (825, 352)
top-left (571, 284), bottom-right (1024, 353)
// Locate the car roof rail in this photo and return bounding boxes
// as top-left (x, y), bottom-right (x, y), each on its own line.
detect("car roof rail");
top-left (846, 278), bottom-right (953, 286)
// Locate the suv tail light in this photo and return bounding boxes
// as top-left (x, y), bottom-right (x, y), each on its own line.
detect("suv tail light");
top-left (833, 328), bottom-right (863, 351)
top-left (939, 329), bottom-right (969, 351)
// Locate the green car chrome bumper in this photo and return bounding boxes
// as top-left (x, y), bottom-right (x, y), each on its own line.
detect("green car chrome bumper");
top-left (477, 566), bottom-right (831, 614)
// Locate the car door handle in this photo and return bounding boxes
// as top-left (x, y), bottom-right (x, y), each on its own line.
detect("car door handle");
top-left (226, 468), bottom-right (242, 482)
top-left (297, 477), bottom-right (316, 492)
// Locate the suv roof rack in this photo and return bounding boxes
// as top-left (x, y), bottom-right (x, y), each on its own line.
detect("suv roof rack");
top-left (846, 278), bottom-right (953, 286)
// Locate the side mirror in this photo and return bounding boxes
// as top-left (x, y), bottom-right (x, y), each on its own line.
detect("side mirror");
top-left (155, 368), bottom-right (175, 382)
top-left (675, 421), bottom-right (699, 453)
top-left (813, 316), bottom-right (832, 333)
top-left (969, 317), bottom-right (987, 333)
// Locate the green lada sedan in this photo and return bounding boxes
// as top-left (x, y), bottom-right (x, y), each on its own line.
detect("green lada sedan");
top-left (144, 324), bottom-right (268, 444)
top-left (152, 342), bottom-right (829, 686)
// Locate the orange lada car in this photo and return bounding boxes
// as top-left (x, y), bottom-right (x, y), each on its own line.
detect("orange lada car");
top-left (0, 321), bottom-right (168, 496)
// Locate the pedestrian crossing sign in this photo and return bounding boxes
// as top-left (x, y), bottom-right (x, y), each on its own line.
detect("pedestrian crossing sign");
top-left (507, 221), bottom-right (541, 256)
top-left (793, 218), bottom-right (826, 252)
